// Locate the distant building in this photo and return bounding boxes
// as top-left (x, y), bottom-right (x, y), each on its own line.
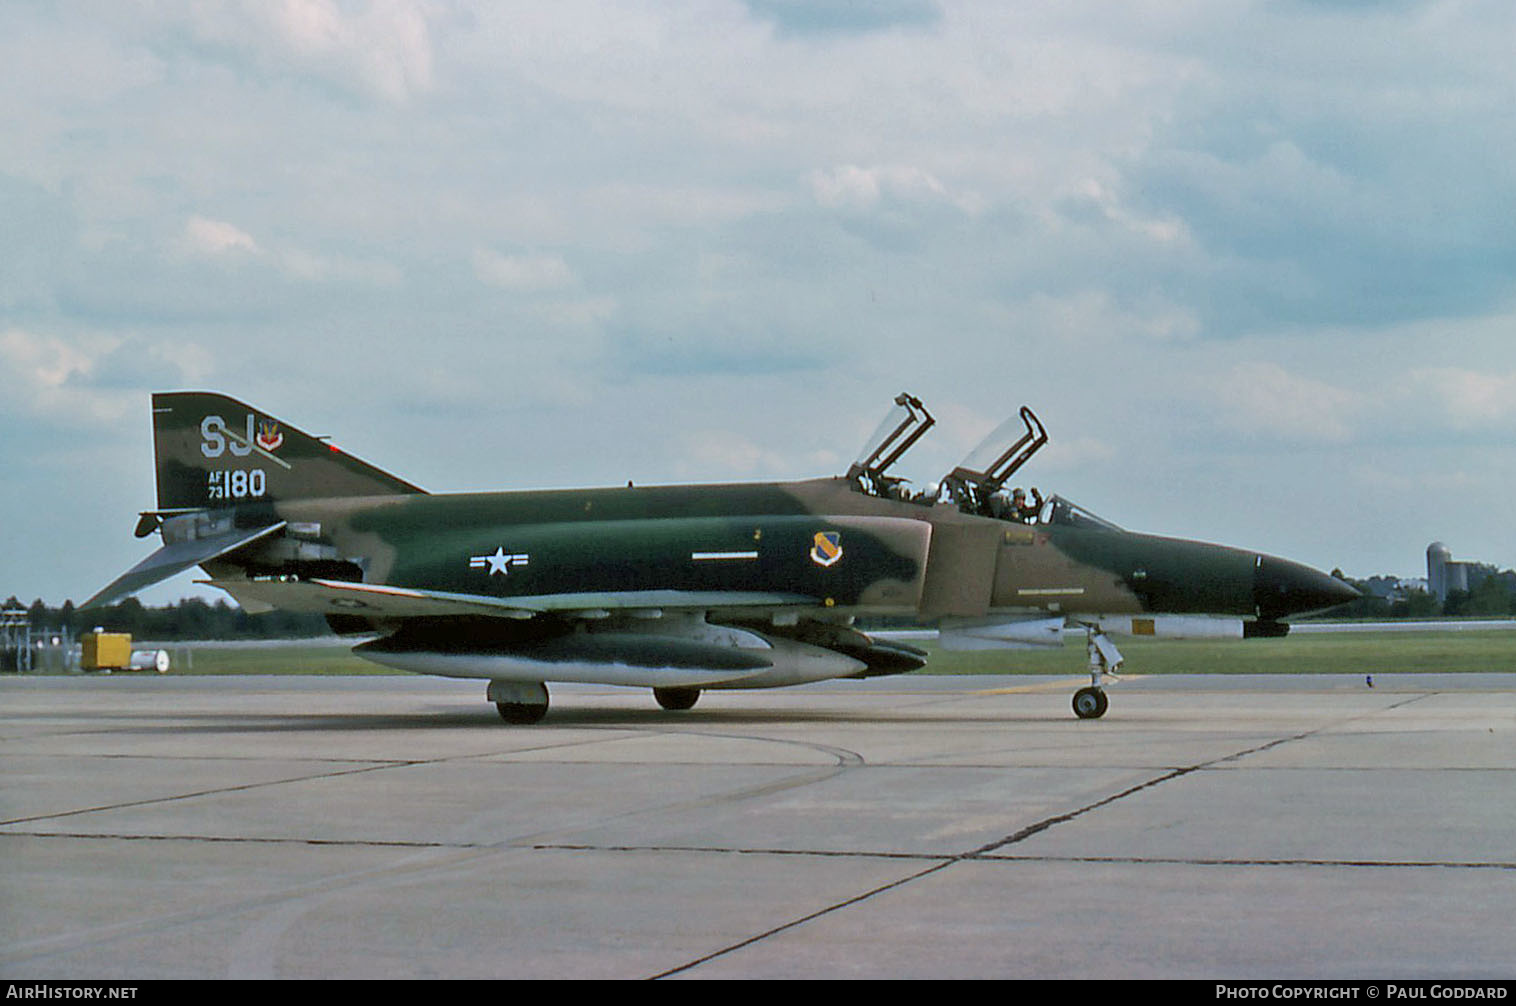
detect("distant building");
top-left (1426, 542), bottom-right (1493, 602)
top-left (1358, 575), bottom-right (1430, 605)
top-left (1360, 576), bottom-right (1406, 601)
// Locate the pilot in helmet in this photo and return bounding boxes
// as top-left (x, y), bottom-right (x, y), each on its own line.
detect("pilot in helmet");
top-left (1011, 487), bottom-right (1043, 522)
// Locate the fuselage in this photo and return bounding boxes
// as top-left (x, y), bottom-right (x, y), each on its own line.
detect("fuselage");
top-left (205, 475), bottom-right (1349, 627)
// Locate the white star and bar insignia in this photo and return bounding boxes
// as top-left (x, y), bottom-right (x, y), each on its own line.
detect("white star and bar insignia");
top-left (469, 547), bottom-right (530, 576)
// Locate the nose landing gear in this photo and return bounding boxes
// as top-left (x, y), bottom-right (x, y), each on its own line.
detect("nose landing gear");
top-left (1073, 626), bottom-right (1122, 719)
top-left (1072, 686), bottom-right (1109, 719)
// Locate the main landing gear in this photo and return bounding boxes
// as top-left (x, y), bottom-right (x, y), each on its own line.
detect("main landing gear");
top-left (1073, 626), bottom-right (1123, 720)
top-left (653, 686), bottom-right (701, 711)
top-left (489, 680), bottom-right (549, 724)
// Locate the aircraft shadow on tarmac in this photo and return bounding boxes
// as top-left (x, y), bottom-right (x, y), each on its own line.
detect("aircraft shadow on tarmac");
top-left (18, 703), bottom-right (1069, 733)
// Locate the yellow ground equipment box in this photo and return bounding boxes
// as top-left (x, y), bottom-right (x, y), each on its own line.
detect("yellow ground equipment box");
top-left (81, 631), bottom-right (132, 672)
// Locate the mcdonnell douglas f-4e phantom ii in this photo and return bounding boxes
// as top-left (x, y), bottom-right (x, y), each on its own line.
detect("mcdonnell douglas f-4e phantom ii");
top-left (85, 391), bottom-right (1356, 722)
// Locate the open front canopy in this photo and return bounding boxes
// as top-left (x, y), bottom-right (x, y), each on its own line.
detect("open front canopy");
top-left (846, 392), bottom-right (934, 498)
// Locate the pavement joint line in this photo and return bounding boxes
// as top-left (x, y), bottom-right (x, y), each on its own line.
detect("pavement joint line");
top-left (0, 725), bottom-right (773, 828)
top-left (0, 726), bottom-right (869, 853)
top-left (0, 758), bottom-right (433, 827)
top-left (0, 830), bottom-right (476, 848)
top-left (653, 695), bottom-right (1437, 978)
top-left (984, 854), bottom-right (1516, 870)
top-left (648, 858), bottom-right (958, 980)
top-left (651, 758), bottom-right (1238, 976)
top-left (2, 751), bottom-right (414, 765)
top-left (966, 692), bottom-right (1434, 858)
top-left (7, 831), bottom-right (1511, 874)
top-left (538, 844), bottom-right (1516, 872)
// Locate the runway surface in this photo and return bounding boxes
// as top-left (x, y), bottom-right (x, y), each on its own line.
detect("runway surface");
top-left (2, 673), bottom-right (1514, 979)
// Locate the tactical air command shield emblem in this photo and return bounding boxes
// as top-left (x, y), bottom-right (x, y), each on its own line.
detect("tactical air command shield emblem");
top-left (256, 420), bottom-right (284, 452)
top-left (810, 530), bottom-right (843, 567)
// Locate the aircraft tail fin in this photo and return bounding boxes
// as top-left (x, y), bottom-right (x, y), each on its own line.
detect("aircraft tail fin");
top-left (151, 391), bottom-right (426, 511)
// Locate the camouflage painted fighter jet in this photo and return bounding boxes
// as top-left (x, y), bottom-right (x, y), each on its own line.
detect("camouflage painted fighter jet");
top-left (85, 391), bottom-right (1356, 722)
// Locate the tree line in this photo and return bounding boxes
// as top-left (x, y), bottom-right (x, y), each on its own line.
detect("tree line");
top-left (4, 596), bottom-right (330, 640)
top-left (1328, 569), bottom-right (1516, 619)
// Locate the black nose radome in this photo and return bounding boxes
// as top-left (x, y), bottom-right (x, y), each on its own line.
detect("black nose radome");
top-left (1254, 555), bottom-right (1360, 619)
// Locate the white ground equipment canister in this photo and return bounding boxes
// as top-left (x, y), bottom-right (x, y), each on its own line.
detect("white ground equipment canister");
top-left (128, 649), bottom-right (170, 673)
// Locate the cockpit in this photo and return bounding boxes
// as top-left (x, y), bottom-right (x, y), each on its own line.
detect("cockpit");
top-left (1041, 495), bottom-right (1123, 531)
top-left (846, 392), bottom-right (1124, 532)
top-left (845, 393), bottom-right (936, 502)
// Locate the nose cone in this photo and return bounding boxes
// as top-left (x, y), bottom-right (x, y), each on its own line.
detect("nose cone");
top-left (1254, 555), bottom-right (1360, 619)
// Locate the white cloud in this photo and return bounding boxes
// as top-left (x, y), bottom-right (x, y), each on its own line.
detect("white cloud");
top-left (1415, 367), bottom-right (1516, 428)
top-left (176, 0), bottom-right (435, 102)
top-left (674, 429), bottom-right (839, 480)
top-left (809, 163), bottom-right (973, 211)
top-left (576, 183), bottom-right (793, 235)
top-left (147, 340), bottom-right (217, 386)
top-left (281, 248), bottom-right (403, 286)
top-left (1036, 435), bottom-right (1117, 474)
top-left (1062, 177), bottom-right (1189, 246)
top-left (0, 327), bottom-right (225, 423)
top-left (267, 0), bottom-right (433, 101)
top-left (175, 217), bottom-right (401, 286)
top-left (473, 250), bottom-right (576, 292)
top-left (0, 328), bottom-right (97, 389)
top-left (0, 329), bottom-right (129, 426)
top-left (1206, 362), bottom-right (1367, 444)
top-left (532, 296), bottom-right (618, 329)
top-left (1004, 291), bottom-right (1203, 349)
top-left (181, 216), bottom-right (261, 257)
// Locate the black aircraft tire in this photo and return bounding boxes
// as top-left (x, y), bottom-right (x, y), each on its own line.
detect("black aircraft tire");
top-left (1072, 687), bottom-right (1108, 720)
top-left (496, 701), bottom-right (549, 724)
top-left (653, 687), bottom-right (701, 711)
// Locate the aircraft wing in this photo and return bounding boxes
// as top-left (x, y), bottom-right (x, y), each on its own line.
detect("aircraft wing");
top-left (203, 576), bottom-right (855, 690)
top-left (83, 522), bottom-right (287, 610)
top-left (203, 576), bottom-right (818, 620)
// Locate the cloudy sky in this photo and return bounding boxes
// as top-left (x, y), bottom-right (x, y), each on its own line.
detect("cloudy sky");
top-left (4, 0), bottom-right (1514, 607)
